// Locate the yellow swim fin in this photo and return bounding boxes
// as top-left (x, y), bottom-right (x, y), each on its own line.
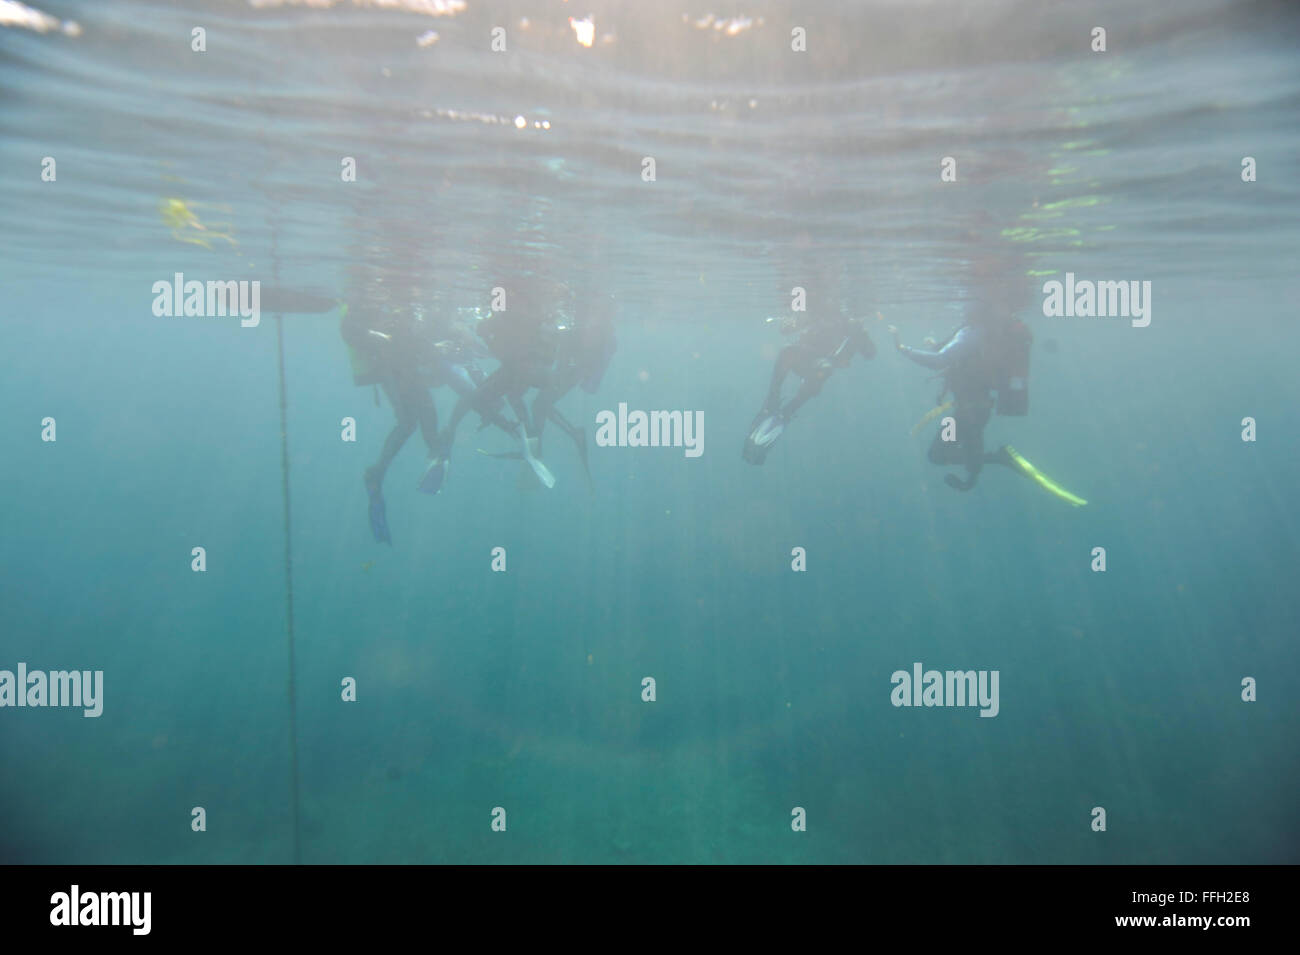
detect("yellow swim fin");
top-left (1002, 445), bottom-right (1088, 507)
top-left (911, 401), bottom-right (953, 436)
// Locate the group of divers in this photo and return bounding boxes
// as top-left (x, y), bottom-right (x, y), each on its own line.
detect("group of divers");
top-left (339, 287), bottom-right (1086, 544)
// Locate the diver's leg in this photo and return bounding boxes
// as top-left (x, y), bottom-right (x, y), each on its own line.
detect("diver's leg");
top-left (927, 424), bottom-right (964, 466)
top-left (409, 376), bottom-right (450, 493)
top-left (365, 377), bottom-right (415, 543)
top-left (530, 394), bottom-right (553, 446)
top-left (942, 398), bottom-right (992, 490)
top-left (983, 446), bottom-right (1016, 469)
top-left (778, 363), bottom-right (830, 421)
top-left (505, 384), bottom-right (556, 487)
top-left (762, 347), bottom-right (800, 414)
top-left (528, 381), bottom-right (556, 446)
top-left (532, 368), bottom-right (577, 448)
top-left (419, 371), bottom-right (500, 495)
top-left (548, 405), bottom-right (593, 490)
top-left (506, 391), bottom-right (534, 439)
top-left (963, 399), bottom-right (993, 477)
top-left (413, 383), bottom-right (439, 455)
top-left (748, 348), bottom-right (802, 442)
top-left (439, 396), bottom-right (470, 454)
top-left (442, 368), bottom-right (508, 448)
top-left (369, 379), bottom-right (417, 486)
top-left (445, 366), bottom-right (518, 437)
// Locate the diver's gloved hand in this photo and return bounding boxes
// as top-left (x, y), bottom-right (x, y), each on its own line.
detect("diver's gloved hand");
top-left (887, 324), bottom-right (903, 352)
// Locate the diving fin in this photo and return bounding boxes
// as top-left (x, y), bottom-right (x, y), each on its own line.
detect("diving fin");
top-left (519, 436), bottom-right (556, 489)
top-left (911, 400), bottom-right (953, 436)
top-left (418, 454), bottom-right (448, 494)
top-left (1000, 445), bottom-right (1088, 507)
top-left (365, 475), bottom-right (392, 544)
top-left (750, 414), bottom-right (785, 448)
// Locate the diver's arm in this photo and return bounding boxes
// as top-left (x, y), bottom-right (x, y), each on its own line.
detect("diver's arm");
top-left (893, 326), bottom-right (976, 370)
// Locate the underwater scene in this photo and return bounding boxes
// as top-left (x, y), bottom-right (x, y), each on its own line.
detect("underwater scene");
top-left (1, 0), bottom-right (1298, 864)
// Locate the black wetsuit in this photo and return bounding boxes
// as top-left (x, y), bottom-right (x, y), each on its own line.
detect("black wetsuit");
top-left (341, 307), bottom-right (440, 493)
top-left (758, 315), bottom-right (876, 423)
top-left (440, 310), bottom-right (557, 450)
top-left (898, 323), bottom-right (1010, 490)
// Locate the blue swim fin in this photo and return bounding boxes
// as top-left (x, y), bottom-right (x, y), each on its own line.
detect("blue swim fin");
top-left (367, 486), bottom-right (391, 544)
top-left (419, 454), bottom-right (448, 495)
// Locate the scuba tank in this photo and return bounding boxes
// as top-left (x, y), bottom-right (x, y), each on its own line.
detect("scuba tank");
top-left (340, 303), bottom-right (386, 387)
top-left (995, 319), bottom-right (1032, 416)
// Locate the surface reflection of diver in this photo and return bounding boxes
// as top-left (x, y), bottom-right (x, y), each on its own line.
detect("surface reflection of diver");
top-left (891, 315), bottom-right (1085, 505)
top-left (743, 313), bottom-right (875, 465)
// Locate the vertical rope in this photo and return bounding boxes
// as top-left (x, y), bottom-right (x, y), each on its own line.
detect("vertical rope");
top-left (272, 231), bottom-right (303, 865)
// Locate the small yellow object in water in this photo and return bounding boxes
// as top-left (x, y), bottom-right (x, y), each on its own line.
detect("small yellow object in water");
top-left (910, 401), bottom-right (953, 436)
top-left (160, 197), bottom-right (237, 249)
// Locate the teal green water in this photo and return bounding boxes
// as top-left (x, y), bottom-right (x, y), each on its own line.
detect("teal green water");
top-left (1, 0), bottom-right (1298, 863)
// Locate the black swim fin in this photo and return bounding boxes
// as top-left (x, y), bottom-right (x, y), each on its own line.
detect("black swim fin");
top-left (742, 413), bottom-right (783, 465)
top-left (742, 434), bottom-right (770, 466)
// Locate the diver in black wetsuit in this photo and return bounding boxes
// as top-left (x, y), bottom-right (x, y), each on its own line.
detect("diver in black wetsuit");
top-left (526, 291), bottom-right (617, 486)
top-left (340, 304), bottom-right (441, 544)
top-left (342, 302), bottom-right (524, 542)
top-left (890, 314), bottom-right (1032, 491)
top-left (742, 312), bottom-right (876, 465)
top-left (431, 296), bottom-right (563, 488)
